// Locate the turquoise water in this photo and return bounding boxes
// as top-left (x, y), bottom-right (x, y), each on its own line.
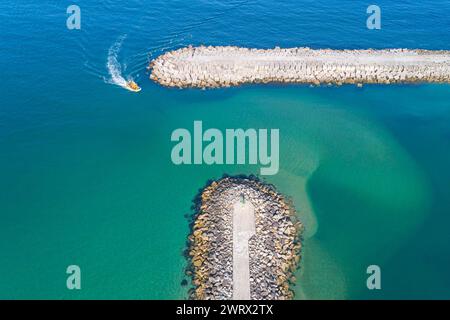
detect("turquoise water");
top-left (1, 1), bottom-right (450, 299)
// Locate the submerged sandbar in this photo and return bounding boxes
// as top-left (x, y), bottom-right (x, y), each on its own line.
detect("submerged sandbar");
top-left (149, 45), bottom-right (450, 88)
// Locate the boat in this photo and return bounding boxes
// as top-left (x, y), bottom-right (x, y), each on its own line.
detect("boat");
top-left (126, 80), bottom-right (141, 92)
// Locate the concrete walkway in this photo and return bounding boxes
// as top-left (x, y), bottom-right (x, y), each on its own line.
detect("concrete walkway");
top-left (232, 198), bottom-right (255, 300)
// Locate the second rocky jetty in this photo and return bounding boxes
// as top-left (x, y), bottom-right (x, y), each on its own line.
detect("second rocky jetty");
top-left (186, 176), bottom-right (302, 300)
top-left (149, 45), bottom-right (450, 88)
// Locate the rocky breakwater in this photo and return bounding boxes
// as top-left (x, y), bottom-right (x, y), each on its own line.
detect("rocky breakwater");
top-left (186, 176), bottom-right (302, 300)
top-left (149, 45), bottom-right (450, 88)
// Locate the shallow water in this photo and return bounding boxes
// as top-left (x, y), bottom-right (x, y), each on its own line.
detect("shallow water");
top-left (1, 1), bottom-right (450, 299)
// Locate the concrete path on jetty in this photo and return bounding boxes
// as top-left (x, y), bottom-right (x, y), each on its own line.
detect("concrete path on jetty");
top-left (149, 46), bottom-right (450, 88)
top-left (232, 198), bottom-right (255, 300)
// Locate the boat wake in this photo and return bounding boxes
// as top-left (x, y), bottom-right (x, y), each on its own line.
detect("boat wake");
top-left (106, 35), bottom-right (139, 92)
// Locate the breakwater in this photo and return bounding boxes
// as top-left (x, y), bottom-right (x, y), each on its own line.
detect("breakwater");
top-left (186, 176), bottom-right (302, 300)
top-left (149, 45), bottom-right (450, 88)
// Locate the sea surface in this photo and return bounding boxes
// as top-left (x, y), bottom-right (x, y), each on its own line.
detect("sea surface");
top-left (1, 0), bottom-right (450, 299)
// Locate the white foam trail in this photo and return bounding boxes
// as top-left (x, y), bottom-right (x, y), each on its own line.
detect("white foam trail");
top-left (106, 35), bottom-right (131, 90)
